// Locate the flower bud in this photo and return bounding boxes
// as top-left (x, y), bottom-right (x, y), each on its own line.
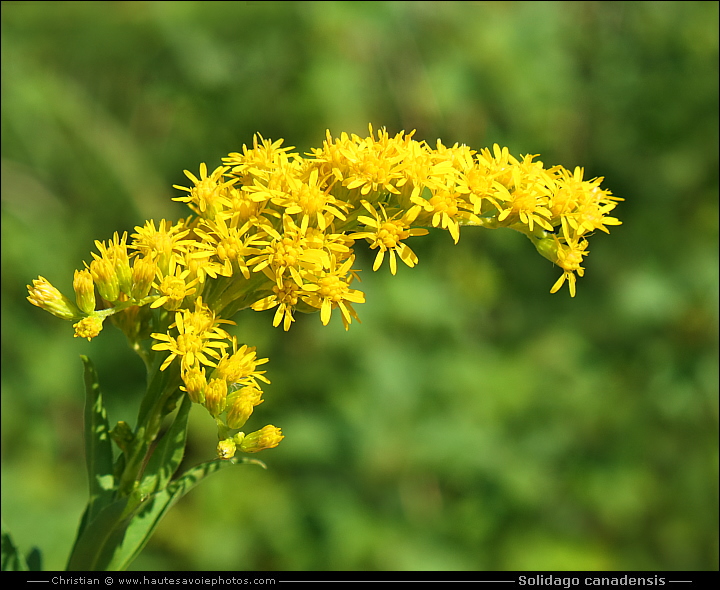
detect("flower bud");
top-left (533, 235), bottom-right (560, 265)
top-left (90, 258), bottom-right (120, 302)
top-left (239, 425), bottom-right (284, 453)
top-left (73, 269), bottom-right (96, 314)
top-left (131, 256), bottom-right (156, 300)
top-left (110, 420), bottom-right (134, 453)
top-left (203, 378), bottom-right (228, 417)
top-left (217, 438), bottom-right (237, 459)
top-left (182, 367), bottom-right (207, 404)
top-left (226, 386), bottom-right (264, 429)
top-left (112, 246), bottom-right (133, 297)
top-left (27, 276), bottom-right (81, 320)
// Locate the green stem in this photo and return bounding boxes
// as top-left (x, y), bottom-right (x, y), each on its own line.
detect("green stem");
top-left (117, 359), bottom-right (182, 497)
top-left (94, 295), bottom-right (158, 320)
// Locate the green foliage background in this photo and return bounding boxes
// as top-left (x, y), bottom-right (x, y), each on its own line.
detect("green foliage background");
top-left (2, 0), bottom-right (717, 571)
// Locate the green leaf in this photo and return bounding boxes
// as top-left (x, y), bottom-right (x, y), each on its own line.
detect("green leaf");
top-left (68, 458), bottom-right (256, 570)
top-left (139, 394), bottom-right (193, 496)
top-left (80, 356), bottom-right (116, 526)
top-left (1, 522), bottom-right (28, 571)
top-left (65, 498), bottom-right (128, 571)
top-left (66, 359), bottom-right (265, 570)
top-left (104, 458), bottom-right (259, 571)
top-left (26, 546), bottom-right (43, 571)
top-left (116, 359), bottom-right (182, 497)
top-left (136, 357), bottom-right (180, 429)
top-left (66, 356), bottom-right (122, 571)
top-left (101, 487), bottom-right (179, 571)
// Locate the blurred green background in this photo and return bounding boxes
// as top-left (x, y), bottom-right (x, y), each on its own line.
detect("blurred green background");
top-left (2, 0), bottom-right (717, 572)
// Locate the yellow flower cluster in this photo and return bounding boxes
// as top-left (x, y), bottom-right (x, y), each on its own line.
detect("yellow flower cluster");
top-left (27, 126), bottom-right (621, 457)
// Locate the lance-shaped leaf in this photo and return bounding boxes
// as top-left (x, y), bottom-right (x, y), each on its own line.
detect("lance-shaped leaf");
top-left (66, 356), bottom-right (121, 570)
top-left (80, 356), bottom-right (116, 530)
top-left (116, 359), bottom-right (182, 497)
top-left (103, 458), bottom-right (263, 571)
top-left (66, 497), bottom-right (129, 571)
top-left (138, 394), bottom-right (193, 497)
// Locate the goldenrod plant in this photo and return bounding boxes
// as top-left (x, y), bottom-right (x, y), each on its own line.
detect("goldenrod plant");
top-left (13, 126), bottom-right (620, 571)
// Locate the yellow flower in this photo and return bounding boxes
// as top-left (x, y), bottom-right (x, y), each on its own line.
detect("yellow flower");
top-left (251, 277), bottom-right (304, 331)
top-left (217, 185), bottom-right (280, 233)
top-left (303, 227), bottom-right (353, 258)
top-left (150, 301), bottom-right (233, 372)
top-left (249, 215), bottom-right (327, 288)
top-left (213, 337), bottom-right (270, 387)
top-left (73, 315), bottom-right (104, 341)
top-left (92, 232), bottom-right (132, 296)
top-left (130, 219), bottom-right (193, 275)
top-left (455, 163), bottom-right (501, 216)
top-left (494, 181), bottom-right (554, 233)
top-left (551, 167), bottom-right (622, 240)
top-left (399, 140), bottom-right (455, 202)
top-left (223, 134), bottom-right (297, 178)
top-left (410, 183), bottom-right (475, 244)
top-left (179, 243), bottom-right (227, 287)
top-left (173, 163), bottom-right (236, 220)
top-left (193, 216), bottom-right (261, 280)
top-left (150, 260), bottom-right (199, 311)
top-left (302, 255), bottom-right (365, 329)
top-left (317, 126), bottom-right (409, 199)
top-left (433, 139), bottom-right (477, 173)
top-left (350, 202), bottom-right (428, 275)
top-left (476, 143), bottom-right (515, 187)
top-left (547, 236), bottom-right (589, 298)
top-left (272, 167), bottom-right (348, 232)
